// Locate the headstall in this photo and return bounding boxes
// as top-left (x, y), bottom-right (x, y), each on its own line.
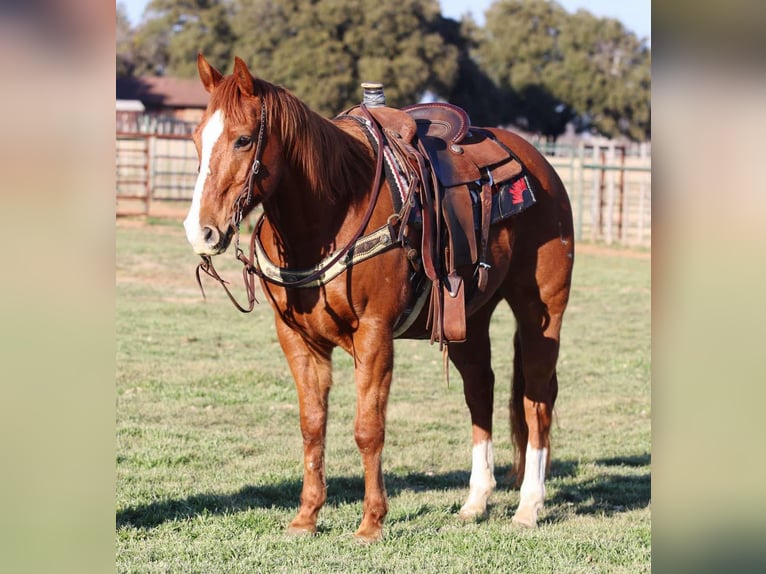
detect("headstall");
top-left (196, 102), bottom-right (397, 313)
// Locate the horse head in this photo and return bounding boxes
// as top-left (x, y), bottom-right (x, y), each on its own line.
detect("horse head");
top-left (184, 54), bottom-right (281, 255)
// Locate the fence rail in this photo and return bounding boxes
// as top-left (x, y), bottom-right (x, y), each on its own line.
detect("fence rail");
top-left (543, 142), bottom-right (651, 248)
top-left (116, 133), bottom-right (651, 248)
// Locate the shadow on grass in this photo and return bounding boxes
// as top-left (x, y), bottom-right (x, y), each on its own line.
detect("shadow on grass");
top-left (117, 455), bottom-right (650, 529)
top-left (543, 453), bottom-right (651, 523)
top-left (116, 480), bottom-right (304, 529)
top-left (117, 469), bottom-right (479, 530)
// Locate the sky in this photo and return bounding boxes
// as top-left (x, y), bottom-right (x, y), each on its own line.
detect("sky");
top-left (118, 0), bottom-right (651, 41)
top-left (440, 0), bottom-right (650, 39)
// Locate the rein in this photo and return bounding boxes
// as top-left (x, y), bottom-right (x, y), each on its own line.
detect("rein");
top-left (195, 100), bottom-right (267, 313)
top-left (196, 103), bottom-right (393, 312)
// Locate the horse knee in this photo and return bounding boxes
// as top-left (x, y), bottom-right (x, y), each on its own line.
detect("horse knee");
top-left (354, 423), bottom-right (384, 454)
top-left (300, 410), bottom-right (327, 445)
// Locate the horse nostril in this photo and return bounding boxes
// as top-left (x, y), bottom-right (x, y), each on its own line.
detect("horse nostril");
top-left (202, 225), bottom-right (219, 246)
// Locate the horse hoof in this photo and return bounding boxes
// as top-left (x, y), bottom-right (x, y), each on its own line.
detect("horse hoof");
top-left (286, 522), bottom-right (316, 536)
top-left (511, 507), bottom-right (539, 529)
top-left (457, 505), bottom-right (488, 522)
top-left (353, 527), bottom-right (383, 544)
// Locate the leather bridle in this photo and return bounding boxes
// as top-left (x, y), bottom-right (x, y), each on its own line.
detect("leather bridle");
top-left (231, 100), bottom-right (267, 234)
top-left (195, 102), bottom-right (391, 313)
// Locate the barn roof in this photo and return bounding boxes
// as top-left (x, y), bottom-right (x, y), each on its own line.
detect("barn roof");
top-left (116, 76), bottom-right (209, 109)
top-left (116, 99), bottom-right (145, 112)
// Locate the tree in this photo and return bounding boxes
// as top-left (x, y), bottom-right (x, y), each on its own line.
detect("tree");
top-left (231, 0), bottom-right (459, 116)
top-left (474, 0), bottom-right (571, 136)
top-left (131, 0), bottom-right (235, 77)
top-left (555, 9), bottom-right (651, 140)
top-left (474, 0), bottom-right (650, 140)
top-left (434, 15), bottom-right (510, 127)
top-left (116, 3), bottom-right (135, 77)
top-left (121, 0), bottom-right (650, 139)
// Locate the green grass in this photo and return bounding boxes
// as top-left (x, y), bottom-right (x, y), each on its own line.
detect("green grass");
top-left (116, 220), bottom-right (650, 573)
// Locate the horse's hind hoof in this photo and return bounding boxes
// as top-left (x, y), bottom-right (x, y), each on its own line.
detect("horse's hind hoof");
top-left (457, 506), bottom-right (488, 522)
top-left (511, 508), bottom-right (539, 529)
top-left (353, 526), bottom-right (383, 544)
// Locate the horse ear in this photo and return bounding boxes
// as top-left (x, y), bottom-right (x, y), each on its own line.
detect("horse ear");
top-left (233, 56), bottom-right (254, 97)
top-left (197, 53), bottom-right (223, 94)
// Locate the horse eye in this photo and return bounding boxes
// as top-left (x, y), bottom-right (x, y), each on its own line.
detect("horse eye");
top-left (235, 135), bottom-right (252, 149)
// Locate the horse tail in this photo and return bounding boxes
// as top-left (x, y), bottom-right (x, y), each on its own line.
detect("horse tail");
top-left (510, 327), bottom-right (528, 488)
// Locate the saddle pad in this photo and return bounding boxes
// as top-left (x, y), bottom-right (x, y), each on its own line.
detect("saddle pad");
top-left (340, 113), bottom-right (413, 214)
top-left (487, 174), bottom-right (537, 224)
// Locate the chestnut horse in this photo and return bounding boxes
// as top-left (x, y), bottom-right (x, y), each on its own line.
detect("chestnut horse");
top-left (184, 55), bottom-right (574, 541)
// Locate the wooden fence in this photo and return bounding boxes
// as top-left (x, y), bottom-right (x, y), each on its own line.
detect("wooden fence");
top-left (116, 134), bottom-right (651, 248)
top-left (539, 141), bottom-right (651, 248)
top-left (116, 133), bottom-right (197, 216)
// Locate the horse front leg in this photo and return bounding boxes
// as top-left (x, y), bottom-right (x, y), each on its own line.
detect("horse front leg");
top-left (352, 328), bottom-right (393, 542)
top-left (275, 322), bottom-right (333, 535)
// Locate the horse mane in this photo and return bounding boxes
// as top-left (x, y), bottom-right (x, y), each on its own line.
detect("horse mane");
top-left (210, 75), bottom-right (374, 204)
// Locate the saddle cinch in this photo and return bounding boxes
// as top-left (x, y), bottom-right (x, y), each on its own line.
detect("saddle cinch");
top-left (346, 89), bottom-right (525, 345)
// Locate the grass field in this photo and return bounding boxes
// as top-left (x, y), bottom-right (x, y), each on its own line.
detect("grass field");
top-left (116, 218), bottom-right (650, 573)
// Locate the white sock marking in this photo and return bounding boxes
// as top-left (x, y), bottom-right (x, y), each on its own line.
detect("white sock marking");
top-left (184, 109), bottom-right (224, 252)
top-left (519, 443), bottom-right (547, 510)
top-left (460, 440), bottom-right (496, 516)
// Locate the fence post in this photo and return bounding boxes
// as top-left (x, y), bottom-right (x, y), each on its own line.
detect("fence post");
top-left (145, 135), bottom-right (155, 216)
top-left (637, 180), bottom-right (647, 246)
top-left (618, 146), bottom-right (626, 242)
top-left (575, 142), bottom-right (583, 242)
top-left (590, 144), bottom-right (600, 242)
top-left (605, 143), bottom-right (615, 245)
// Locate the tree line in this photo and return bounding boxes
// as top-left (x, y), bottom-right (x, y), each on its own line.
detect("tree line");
top-left (117, 0), bottom-right (650, 141)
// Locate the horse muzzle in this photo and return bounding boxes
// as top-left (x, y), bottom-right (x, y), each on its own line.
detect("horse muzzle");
top-left (184, 219), bottom-right (233, 256)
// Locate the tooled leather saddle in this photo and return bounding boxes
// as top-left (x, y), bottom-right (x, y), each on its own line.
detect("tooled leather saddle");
top-left (343, 100), bottom-right (534, 345)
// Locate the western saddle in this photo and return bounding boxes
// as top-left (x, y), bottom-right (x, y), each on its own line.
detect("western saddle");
top-left (343, 90), bottom-right (524, 345)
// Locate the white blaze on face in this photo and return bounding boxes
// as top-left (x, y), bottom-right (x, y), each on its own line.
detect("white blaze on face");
top-left (184, 109), bottom-right (225, 253)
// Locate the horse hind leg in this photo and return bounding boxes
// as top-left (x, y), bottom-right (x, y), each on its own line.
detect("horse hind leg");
top-left (448, 303), bottom-right (498, 520)
top-left (509, 305), bottom-right (562, 528)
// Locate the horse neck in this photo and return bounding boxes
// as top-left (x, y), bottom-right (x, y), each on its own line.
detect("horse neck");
top-left (261, 109), bottom-right (376, 264)
top-left (263, 170), bottom-right (344, 254)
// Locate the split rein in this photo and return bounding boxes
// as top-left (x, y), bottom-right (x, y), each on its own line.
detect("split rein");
top-left (195, 103), bottom-right (388, 313)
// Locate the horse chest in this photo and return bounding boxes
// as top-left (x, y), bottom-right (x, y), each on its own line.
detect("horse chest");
top-left (266, 285), bottom-right (360, 344)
